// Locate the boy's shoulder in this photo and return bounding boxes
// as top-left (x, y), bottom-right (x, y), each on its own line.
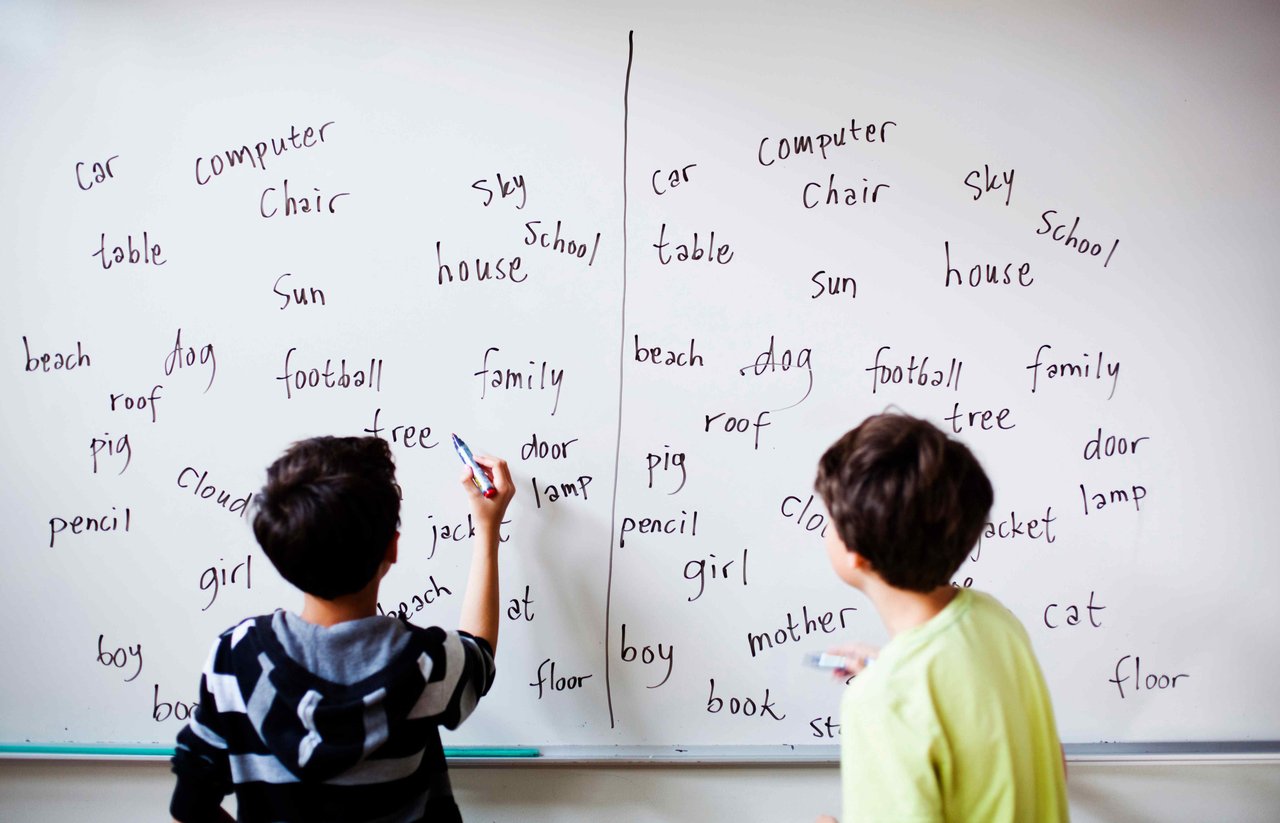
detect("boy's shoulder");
top-left (198, 614), bottom-right (267, 672)
top-left (958, 589), bottom-right (1035, 645)
top-left (850, 590), bottom-right (1031, 695)
top-left (210, 611), bottom-right (456, 650)
top-left (211, 610), bottom-right (454, 639)
top-left (204, 611), bottom-right (489, 680)
top-left (215, 613), bottom-right (264, 644)
top-left (907, 589), bottom-right (1046, 703)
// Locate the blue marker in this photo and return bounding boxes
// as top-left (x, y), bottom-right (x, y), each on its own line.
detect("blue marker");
top-left (806, 652), bottom-right (875, 671)
top-left (452, 433), bottom-right (497, 499)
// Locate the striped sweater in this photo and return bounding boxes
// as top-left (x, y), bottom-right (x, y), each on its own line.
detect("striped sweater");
top-left (170, 611), bottom-right (495, 822)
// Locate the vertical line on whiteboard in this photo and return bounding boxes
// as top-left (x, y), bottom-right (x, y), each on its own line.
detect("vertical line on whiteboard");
top-left (604, 30), bottom-right (634, 731)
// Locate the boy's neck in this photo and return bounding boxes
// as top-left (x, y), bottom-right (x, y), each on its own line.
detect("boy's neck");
top-left (297, 560), bottom-right (391, 627)
top-left (864, 581), bottom-right (959, 638)
top-left (299, 587), bottom-right (381, 628)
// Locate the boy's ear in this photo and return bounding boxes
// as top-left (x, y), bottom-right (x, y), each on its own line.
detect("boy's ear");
top-left (386, 531), bottom-right (399, 565)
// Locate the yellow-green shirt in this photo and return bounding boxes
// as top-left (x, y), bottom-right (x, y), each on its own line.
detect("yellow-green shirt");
top-left (841, 589), bottom-right (1068, 822)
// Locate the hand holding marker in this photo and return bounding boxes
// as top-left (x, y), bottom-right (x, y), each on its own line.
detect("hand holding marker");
top-left (452, 433), bottom-right (497, 499)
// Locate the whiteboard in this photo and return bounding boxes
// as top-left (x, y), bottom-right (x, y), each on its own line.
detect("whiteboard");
top-left (2, 0), bottom-right (1278, 754)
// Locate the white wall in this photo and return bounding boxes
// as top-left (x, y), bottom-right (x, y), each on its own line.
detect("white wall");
top-left (2, 759), bottom-right (1278, 822)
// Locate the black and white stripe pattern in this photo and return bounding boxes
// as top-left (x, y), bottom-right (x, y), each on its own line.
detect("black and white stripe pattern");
top-left (171, 614), bottom-right (494, 823)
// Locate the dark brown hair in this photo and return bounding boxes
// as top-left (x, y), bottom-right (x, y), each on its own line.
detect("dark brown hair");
top-left (815, 413), bottom-right (992, 592)
top-left (252, 436), bottom-right (401, 600)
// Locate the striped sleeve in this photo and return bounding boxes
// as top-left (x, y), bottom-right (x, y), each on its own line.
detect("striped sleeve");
top-left (170, 633), bottom-right (238, 821)
top-left (408, 628), bottom-right (495, 730)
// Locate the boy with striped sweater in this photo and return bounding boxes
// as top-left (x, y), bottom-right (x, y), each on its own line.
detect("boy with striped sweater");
top-left (170, 436), bottom-right (514, 822)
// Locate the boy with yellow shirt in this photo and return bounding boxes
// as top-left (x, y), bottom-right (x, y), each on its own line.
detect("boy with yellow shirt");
top-left (813, 413), bottom-right (1068, 823)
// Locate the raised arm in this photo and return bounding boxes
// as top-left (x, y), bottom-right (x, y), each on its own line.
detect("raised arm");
top-left (456, 454), bottom-right (514, 654)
